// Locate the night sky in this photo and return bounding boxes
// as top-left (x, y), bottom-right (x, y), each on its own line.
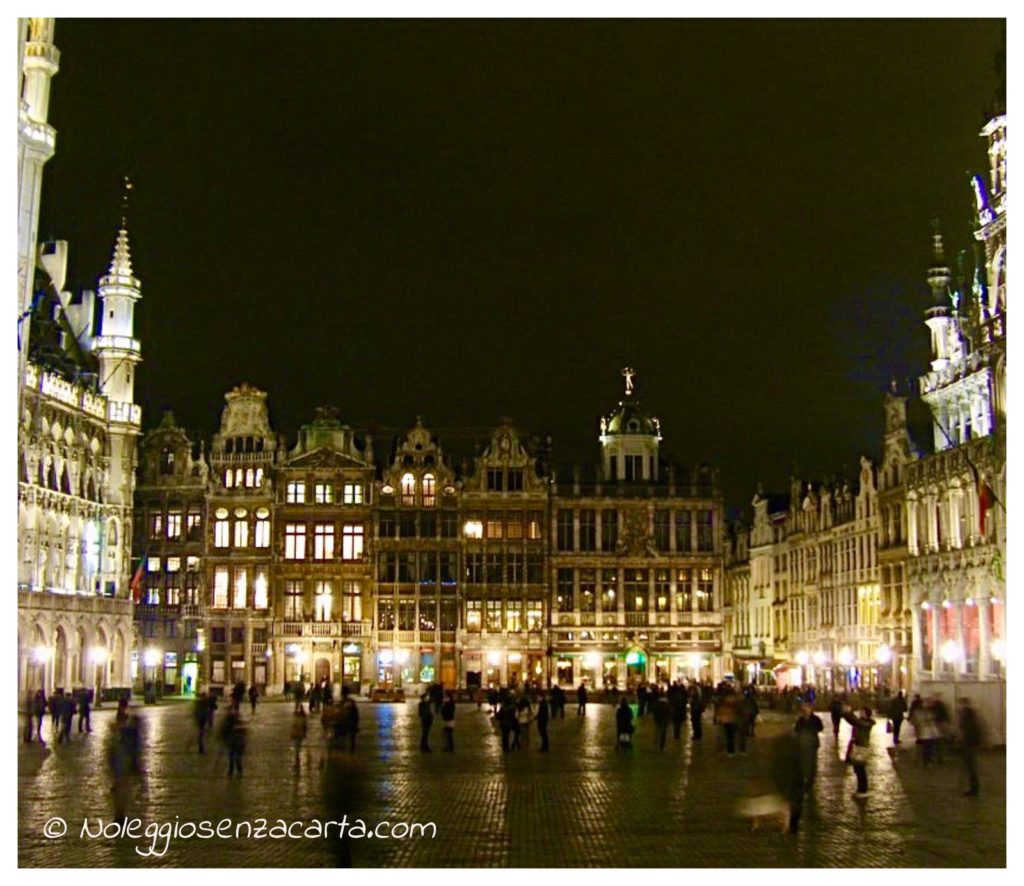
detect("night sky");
top-left (38, 19), bottom-right (1003, 513)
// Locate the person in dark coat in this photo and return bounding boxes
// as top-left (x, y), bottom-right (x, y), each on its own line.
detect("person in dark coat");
top-left (576, 683), bottom-right (588, 717)
top-left (552, 684), bottom-right (565, 719)
top-left (689, 686), bottom-right (704, 741)
top-left (59, 693), bottom-right (76, 743)
top-left (193, 693), bottom-right (210, 753)
top-left (637, 683), bottom-right (649, 717)
top-left (248, 684), bottom-right (259, 715)
top-left (652, 693), bottom-right (671, 750)
top-left (616, 697), bottom-right (634, 750)
top-left (829, 695), bottom-right (844, 740)
top-left (772, 732), bottom-right (805, 833)
top-left (536, 692), bottom-right (551, 751)
top-left (957, 697), bottom-right (984, 796)
top-left (794, 702), bottom-right (824, 787)
top-left (670, 686), bottom-right (687, 739)
top-left (33, 689), bottom-right (47, 743)
top-left (441, 692), bottom-right (456, 752)
top-left (498, 697), bottom-right (516, 752)
top-left (418, 693), bottom-right (434, 752)
top-left (742, 687), bottom-right (759, 737)
top-left (77, 690), bottom-right (92, 733)
top-left (843, 705), bottom-right (876, 797)
top-left (341, 691), bottom-right (359, 753)
top-left (888, 690), bottom-right (907, 745)
top-left (221, 708), bottom-right (246, 776)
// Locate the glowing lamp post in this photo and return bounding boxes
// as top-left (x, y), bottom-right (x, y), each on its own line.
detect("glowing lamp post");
top-left (89, 646), bottom-right (108, 705)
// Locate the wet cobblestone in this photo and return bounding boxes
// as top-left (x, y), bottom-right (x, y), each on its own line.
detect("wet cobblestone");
top-left (18, 701), bottom-right (1005, 867)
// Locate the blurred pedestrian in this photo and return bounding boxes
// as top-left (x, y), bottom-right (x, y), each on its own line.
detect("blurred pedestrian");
top-left (957, 697), bottom-right (984, 797)
top-left (794, 702), bottom-right (824, 788)
top-left (418, 692), bottom-right (433, 752)
top-left (33, 689), bottom-right (47, 744)
top-left (291, 705), bottom-right (308, 768)
top-left (689, 685), bottom-right (704, 741)
top-left (652, 692), bottom-right (670, 750)
top-left (772, 732), bottom-right (805, 833)
top-left (829, 695), bottom-right (844, 740)
top-left (718, 690), bottom-right (739, 755)
top-left (221, 708), bottom-right (246, 776)
top-left (516, 695), bottom-right (532, 751)
top-left (576, 682), bottom-right (588, 717)
top-left (889, 690), bottom-right (907, 745)
top-left (78, 690), bottom-right (91, 734)
top-left (536, 692), bottom-right (550, 751)
top-left (670, 684), bottom-right (687, 740)
top-left (248, 684), bottom-right (259, 715)
top-left (59, 692), bottom-right (76, 744)
top-left (441, 692), bottom-right (455, 752)
top-left (616, 697), bottom-right (634, 750)
top-left (193, 693), bottom-right (209, 754)
top-left (498, 697), bottom-right (516, 752)
top-left (341, 690), bottom-right (359, 753)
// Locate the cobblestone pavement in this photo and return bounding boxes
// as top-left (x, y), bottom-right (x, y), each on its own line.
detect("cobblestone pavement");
top-left (18, 700), bottom-right (1005, 867)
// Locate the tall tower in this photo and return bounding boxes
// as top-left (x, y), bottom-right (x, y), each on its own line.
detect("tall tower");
top-left (923, 226), bottom-right (954, 372)
top-left (93, 223), bottom-right (144, 515)
top-left (17, 18), bottom-right (60, 383)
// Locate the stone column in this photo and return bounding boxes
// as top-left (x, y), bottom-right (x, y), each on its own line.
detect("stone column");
top-left (953, 601), bottom-right (965, 678)
top-left (977, 599), bottom-right (991, 680)
top-left (910, 601), bottom-right (924, 688)
top-left (243, 619), bottom-right (253, 684)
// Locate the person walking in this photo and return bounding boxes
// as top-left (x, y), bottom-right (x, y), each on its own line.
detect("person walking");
top-left (616, 697), bottom-right (634, 750)
top-left (293, 680), bottom-right (307, 712)
top-left (193, 693), bottom-right (209, 754)
top-left (652, 692), bottom-right (670, 750)
top-left (516, 695), bottom-right (533, 751)
top-left (248, 684), bottom-right (259, 715)
top-left (221, 708), bottom-right (247, 776)
top-left (794, 702), bottom-right (824, 788)
top-left (742, 687), bottom-right (759, 737)
top-left (77, 690), bottom-right (92, 734)
top-left (957, 697), bottom-right (984, 797)
top-left (552, 684), bottom-right (566, 719)
top-left (59, 692), bottom-right (76, 744)
top-left (33, 689), bottom-right (47, 744)
top-left (718, 690), bottom-right (739, 755)
top-left (576, 682), bottom-right (588, 717)
top-left (290, 705), bottom-right (308, 768)
top-left (772, 732), bottom-right (805, 834)
top-left (829, 695), bottom-right (844, 741)
top-left (670, 685), bottom-right (687, 740)
top-left (536, 692), bottom-right (551, 751)
top-left (498, 697), bottom-right (516, 752)
top-left (637, 682), bottom-right (649, 718)
top-left (689, 685), bottom-right (704, 741)
top-left (842, 705), bottom-right (876, 798)
top-left (418, 692), bottom-right (434, 752)
top-left (889, 690), bottom-right (907, 746)
top-left (441, 692), bottom-right (456, 752)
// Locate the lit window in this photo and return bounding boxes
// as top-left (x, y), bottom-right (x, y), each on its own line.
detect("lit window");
top-left (253, 567), bottom-right (268, 610)
top-left (224, 470), bottom-right (233, 489)
top-left (235, 468), bottom-right (243, 488)
top-left (147, 556), bottom-right (161, 572)
top-left (234, 520), bottom-right (249, 548)
top-left (464, 520), bottom-right (483, 540)
top-left (213, 566), bottom-right (229, 608)
top-left (343, 483), bottom-right (364, 504)
top-left (214, 520), bottom-right (229, 548)
top-left (314, 581), bottom-right (333, 621)
top-left (314, 524), bottom-right (335, 560)
top-left (187, 512), bottom-right (202, 540)
top-left (245, 468), bottom-right (254, 488)
top-left (287, 482), bottom-right (306, 504)
top-left (401, 473), bottom-right (416, 506)
top-left (233, 568), bottom-right (247, 608)
top-left (315, 483), bottom-right (333, 504)
top-left (527, 513), bottom-right (543, 540)
top-left (254, 468), bottom-right (264, 488)
top-left (166, 557), bottom-right (181, 573)
top-left (342, 524), bottom-right (364, 560)
top-left (254, 516), bottom-right (271, 548)
top-left (506, 601), bottom-right (523, 633)
top-left (149, 514), bottom-right (163, 540)
top-left (466, 600), bottom-right (482, 633)
top-left (166, 512), bottom-right (182, 540)
top-left (422, 474), bottom-right (436, 507)
top-left (284, 580), bottom-right (303, 620)
top-left (285, 524), bottom-right (306, 560)
top-left (486, 514), bottom-right (503, 539)
top-left (527, 600), bottom-right (544, 632)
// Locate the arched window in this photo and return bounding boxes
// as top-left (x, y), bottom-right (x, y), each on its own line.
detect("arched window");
top-left (401, 472), bottom-right (416, 506)
top-left (422, 473), bottom-right (436, 507)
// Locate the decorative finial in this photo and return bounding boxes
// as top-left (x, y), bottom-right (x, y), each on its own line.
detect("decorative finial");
top-left (621, 366), bottom-right (635, 396)
top-left (120, 175), bottom-right (133, 228)
top-left (890, 376), bottom-right (899, 394)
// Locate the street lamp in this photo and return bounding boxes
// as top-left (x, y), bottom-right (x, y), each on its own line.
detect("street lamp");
top-left (795, 650), bottom-right (809, 666)
top-left (89, 646), bottom-right (108, 704)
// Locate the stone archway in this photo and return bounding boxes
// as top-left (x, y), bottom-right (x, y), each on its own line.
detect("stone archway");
top-left (112, 629), bottom-right (126, 686)
top-left (53, 626), bottom-right (68, 691)
top-left (94, 627), bottom-right (109, 694)
top-left (25, 625), bottom-right (48, 693)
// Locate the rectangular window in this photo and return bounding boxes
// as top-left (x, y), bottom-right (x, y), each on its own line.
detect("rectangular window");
top-left (343, 482), bottom-right (363, 504)
top-left (147, 556), bottom-right (161, 573)
top-left (697, 510), bottom-right (714, 552)
top-left (601, 569), bottom-right (618, 612)
top-left (527, 511), bottom-right (543, 540)
top-left (625, 569), bottom-right (648, 612)
top-left (557, 568), bottom-right (575, 612)
top-left (419, 598), bottom-right (437, 632)
top-left (675, 510), bottom-right (692, 552)
top-left (377, 600), bottom-right (396, 631)
top-left (253, 566), bottom-right (269, 610)
top-left (149, 513), bottom-right (163, 541)
top-left (164, 620), bottom-right (178, 639)
top-left (466, 600), bottom-right (482, 633)
top-left (399, 512), bottom-right (417, 539)
top-left (441, 511), bottom-right (458, 538)
top-left (654, 509), bottom-right (670, 552)
top-left (233, 519), bottom-right (248, 548)
top-left (506, 600), bottom-right (523, 633)
top-left (507, 469), bottom-right (523, 492)
top-left (214, 520), bottom-right (229, 548)
top-left (420, 512), bottom-right (437, 539)
top-left (398, 600), bottom-right (416, 631)
top-left (166, 582), bottom-right (180, 606)
top-left (580, 569), bottom-right (596, 612)
top-left (342, 580), bottom-right (361, 623)
top-left (186, 511), bottom-right (202, 541)
top-left (654, 568), bottom-right (670, 612)
top-left (579, 509), bottom-right (596, 551)
top-left (486, 513), bottom-right (503, 540)
top-left (233, 567), bottom-right (247, 609)
top-left (285, 524), bottom-right (306, 560)
top-left (507, 552), bottom-right (524, 584)
top-left (378, 511), bottom-right (396, 538)
top-left (487, 468), bottom-right (504, 492)
top-left (378, 552), bottom-right (397, 583)
top-left (676, 568), bottom-right (692, 612)
top-left (465, 553), bottom-right (484, 584)
top-left (506, 513), bottom-right (523, 539)
top-left (166, 511), bottom-right (182, 540)
top-left (486, 600), bottom-right (503, 632)
top-left (527, 599), bottom-right (543, 632)
top-left (398, 552), bottom-right (417, 584)
top-left (254, 517), bottom-right (271, 548)
top-left (342, 524), bottom-right (364, 560)
top-left (601, 510), bottom-right (618, 552)
top-left (314, 581), bottom-right (333, 621)
top-left (314, 483), bottom-right (333, 504)
top-left (422, 474), bottom-right (436, 508)
top-left (486, 553), bottom-right (503, 585)
top-left (420, 552), bottom-right (438, 585)
top-left (439, 598), bottom-right (457, 631)
top-left (286, 481), bottom-right (306, 504)
top-left (166, 556), bottom-right (180, 573)
top-left (440, 552), bottom-right (457, 586)
top-left (557, 509), bottom-right (574, 552)
top-left (527, 554), bottom-right (544, 584)
top-left (213, 566), bottom-right (229, 608)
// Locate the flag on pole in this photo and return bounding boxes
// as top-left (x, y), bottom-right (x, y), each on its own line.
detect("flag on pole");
top-left (129, 556), bottom-right (146, 603)
top-left (978, 475), bottom-right (995, 535)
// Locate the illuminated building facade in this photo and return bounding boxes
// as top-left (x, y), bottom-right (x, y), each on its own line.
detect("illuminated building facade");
top-left (548, 377), bottom-right (726, 688)
top-left (17, 18), bottom-right (137, 698)
top-left (905, 104), bottom-right (1007, 740)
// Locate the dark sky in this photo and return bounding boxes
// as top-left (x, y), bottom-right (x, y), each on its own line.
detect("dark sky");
top-left (39, 18), bottom-right (1003, 513)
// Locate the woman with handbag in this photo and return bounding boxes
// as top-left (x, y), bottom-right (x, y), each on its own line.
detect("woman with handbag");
top-left (842, 705), bottom-right (876, 798)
